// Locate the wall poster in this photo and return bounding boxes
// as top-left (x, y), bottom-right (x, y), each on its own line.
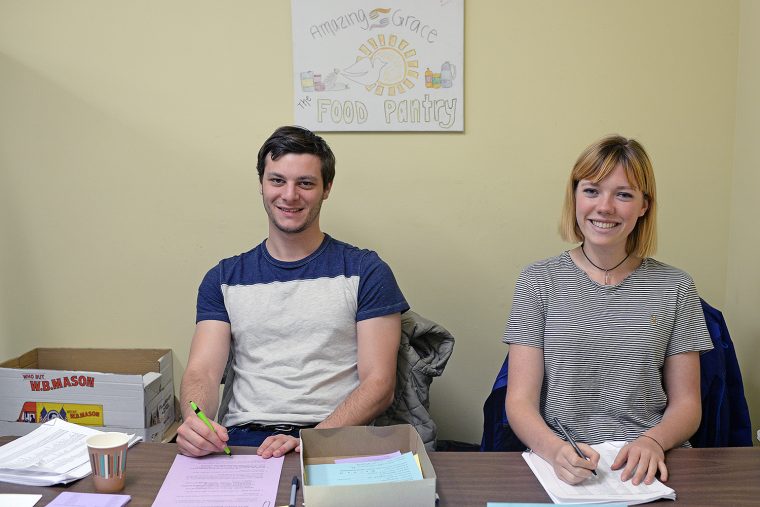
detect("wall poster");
top-left (291, 0), bottom-right (464, 132)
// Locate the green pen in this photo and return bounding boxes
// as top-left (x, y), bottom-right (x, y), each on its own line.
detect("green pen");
top-left (189, 401), bottom-right (232, 456)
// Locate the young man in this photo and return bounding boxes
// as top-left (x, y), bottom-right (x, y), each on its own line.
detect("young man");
top-left (176, 126), bottom-right (409, 458)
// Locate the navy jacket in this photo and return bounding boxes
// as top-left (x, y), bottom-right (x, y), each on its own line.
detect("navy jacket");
top-left (690, 299), bottom-right (752, 447)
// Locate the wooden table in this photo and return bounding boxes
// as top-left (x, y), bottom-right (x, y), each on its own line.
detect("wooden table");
top-left (1, 438), bottom-right (758, 506)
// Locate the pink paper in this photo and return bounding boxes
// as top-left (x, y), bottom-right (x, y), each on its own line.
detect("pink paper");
top-left (334, 450), bottom-right (402, 463)
top-left (47, 492), bottom-right (131, 506)
top-left (152, 454), bottom-right (283, 506)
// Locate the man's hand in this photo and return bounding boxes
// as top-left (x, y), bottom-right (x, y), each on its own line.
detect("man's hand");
top-left (176, 416), bottom-right (230, 457)
top-left (550, 441), bottom-right (600, 485)
top-left (257, 434), bottom-right (301, 459)
top-left (611, 435), bottom-right (667, 485)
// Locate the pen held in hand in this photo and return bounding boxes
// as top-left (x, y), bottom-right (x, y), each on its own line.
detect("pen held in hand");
top-left (189, 401), bottom-right (232, 456)
top-left (554, 417), bottom-right (597, 476)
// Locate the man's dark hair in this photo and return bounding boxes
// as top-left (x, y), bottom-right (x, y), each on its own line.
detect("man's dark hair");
top-left (256, 126), bottom-right (336, 188)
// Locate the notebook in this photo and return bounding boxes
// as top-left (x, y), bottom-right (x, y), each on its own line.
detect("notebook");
top-left (523, 441), bottom-right (676, 505)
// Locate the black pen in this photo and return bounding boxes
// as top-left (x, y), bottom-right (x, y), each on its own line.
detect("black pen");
top-left (554, 417), bottom-right (597, 476)
top-left (289, 475), bottom-right (299, 507)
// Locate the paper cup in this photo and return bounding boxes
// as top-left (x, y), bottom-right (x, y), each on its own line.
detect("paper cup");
top-left (86, 432), bottom-right (130, 493)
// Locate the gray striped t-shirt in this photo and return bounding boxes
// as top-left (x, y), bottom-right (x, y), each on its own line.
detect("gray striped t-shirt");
top-left (503, 251), bottom-right (712, 445)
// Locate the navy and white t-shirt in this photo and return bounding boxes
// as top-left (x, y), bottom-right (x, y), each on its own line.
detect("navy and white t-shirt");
top-left (197, 234), bottom-right (409, 426)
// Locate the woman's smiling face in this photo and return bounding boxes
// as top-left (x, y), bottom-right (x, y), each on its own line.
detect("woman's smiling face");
top-left (575, 164), bottom-right (649, 253)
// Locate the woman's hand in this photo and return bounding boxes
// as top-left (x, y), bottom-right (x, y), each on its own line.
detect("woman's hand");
top-left (550, 441), bottom-right (600, 485)
top-left (611, 435), bottom-right (667, 485)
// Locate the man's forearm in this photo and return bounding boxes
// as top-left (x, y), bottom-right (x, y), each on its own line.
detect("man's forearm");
top-left (180, 370), bottom-right (221, 421)
top-left (318, 376), bottom-right (394, 428)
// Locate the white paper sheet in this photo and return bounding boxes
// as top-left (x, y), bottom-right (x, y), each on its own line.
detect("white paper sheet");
top-left (0, 494), bottom-right (42, 507)
top-left (522, 441), bottom-right (676, 505)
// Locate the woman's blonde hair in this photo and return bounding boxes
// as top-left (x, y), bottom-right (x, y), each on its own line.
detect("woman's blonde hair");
top-left (559, 135), bottom-right (657, 258)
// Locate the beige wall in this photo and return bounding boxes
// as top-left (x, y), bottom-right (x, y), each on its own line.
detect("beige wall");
top-left (0, 0), bottom-right (754, 444)
top-left (725, 0), bottom-right (760, 444)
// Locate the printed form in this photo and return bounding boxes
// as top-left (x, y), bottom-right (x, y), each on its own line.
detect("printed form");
top-left (152, 454), bottom-right (283, 507)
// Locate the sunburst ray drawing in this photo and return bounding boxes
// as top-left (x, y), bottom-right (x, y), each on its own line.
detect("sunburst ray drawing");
top-left (341, 34), bottom-right (419, 96)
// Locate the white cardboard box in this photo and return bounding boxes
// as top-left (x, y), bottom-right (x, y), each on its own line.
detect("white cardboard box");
top-left (0, 348), bottom-right (176, 441)
top-left (300, 425), bottom-right (437, 507)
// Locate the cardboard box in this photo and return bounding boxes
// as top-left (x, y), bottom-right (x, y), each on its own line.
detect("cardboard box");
top-left (0, 348), bottom-right (176, 442)
top-left (300, 425), bottom-right (437, 507)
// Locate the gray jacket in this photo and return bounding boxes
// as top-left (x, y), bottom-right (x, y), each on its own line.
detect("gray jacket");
top-left (375, 311), bottom-right (455, 450)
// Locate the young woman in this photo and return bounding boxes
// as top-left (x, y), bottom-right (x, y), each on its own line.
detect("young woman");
top-left (504, 135), bottom-right (712, 486)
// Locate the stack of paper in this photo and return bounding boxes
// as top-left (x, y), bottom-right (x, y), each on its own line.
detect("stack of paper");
top-left (0, 419), bottom-right (139, 486)
top-left (523, 441), bottom-right (676, 505)
top-left (305, 451), bottom-right (423, 486)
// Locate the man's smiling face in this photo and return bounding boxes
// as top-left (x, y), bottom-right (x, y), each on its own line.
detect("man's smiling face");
top-left (260, 153), bottom-right (331, 235)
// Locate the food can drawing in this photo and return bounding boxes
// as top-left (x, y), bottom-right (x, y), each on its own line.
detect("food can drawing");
top-left (300, 71), bottom-right (315, 92)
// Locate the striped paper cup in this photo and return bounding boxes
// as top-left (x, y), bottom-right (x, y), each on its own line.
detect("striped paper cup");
top-left (86, 432), bottom-right (130, 493)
